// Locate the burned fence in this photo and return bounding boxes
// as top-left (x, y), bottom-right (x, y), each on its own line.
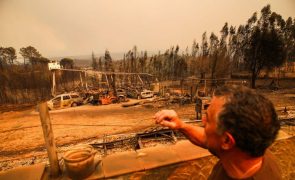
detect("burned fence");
top-left (90, 121), bottom-right (200, 156)
top-left (0, 66), bottom-right (82, 106)
top-left (0, 65), bottom-right (51, 105)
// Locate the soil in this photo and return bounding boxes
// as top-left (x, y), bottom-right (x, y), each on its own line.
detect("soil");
top-left (0, 88), bottom-right (294, 171)
top-left (0, 99), bottom-right (196, 170)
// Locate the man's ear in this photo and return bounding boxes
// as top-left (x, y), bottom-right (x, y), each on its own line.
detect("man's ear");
top-left (221, 132), bottom-right (235, 150)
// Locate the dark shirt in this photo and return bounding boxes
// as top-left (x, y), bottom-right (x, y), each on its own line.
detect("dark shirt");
top-left (208, 151), bottom-right (282, 180)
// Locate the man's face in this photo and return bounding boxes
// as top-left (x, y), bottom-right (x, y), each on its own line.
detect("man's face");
top-left (202, 96), bottom-right (225, 157)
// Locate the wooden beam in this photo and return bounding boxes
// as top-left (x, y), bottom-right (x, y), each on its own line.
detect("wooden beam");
top-left (38, 102), bottom-right (60, 177)
top-left (137, 74), bottom-right (144, 86)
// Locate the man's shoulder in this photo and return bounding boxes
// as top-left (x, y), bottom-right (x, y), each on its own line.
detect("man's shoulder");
top-left (253, 151), bottom-right (282, 180)
top-left (208, 152), bottom-right (282, 180)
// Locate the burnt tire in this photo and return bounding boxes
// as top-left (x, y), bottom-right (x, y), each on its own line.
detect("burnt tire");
top-left (118, 96), bottom-right (124, 103)
top-left (71, 102), bottom-right (77, 107)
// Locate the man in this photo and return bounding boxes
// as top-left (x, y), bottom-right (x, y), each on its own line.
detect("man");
top-left (195, 95), bottom-right (202, 120)
top-left (154, 85), bottom-right (281, 179)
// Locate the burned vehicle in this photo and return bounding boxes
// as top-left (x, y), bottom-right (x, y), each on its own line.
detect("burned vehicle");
top-left (116, 88), bottom-right (127, 102)
top-left (88, 89), bottom-right (127, 105)
top-left (47, 93), bottom-right (83, 110)
top-left (126, 88), bottom-right (154, 99)
top-left (126, 88), bottom-right (140, 99)
top-left (139, 89), bottom-right (154, 99)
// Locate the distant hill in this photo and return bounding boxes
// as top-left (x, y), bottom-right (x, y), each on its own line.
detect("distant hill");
top-left (49, 52), bottom-right (123, 68)
top-left (52, 52), bottom-right (125, 61)
top-left (51, 50), bottom-right (158, 61)
top-left (16, 51), bottom-right (158, 67)
top-left (73, 59), bottom-right (91, 68)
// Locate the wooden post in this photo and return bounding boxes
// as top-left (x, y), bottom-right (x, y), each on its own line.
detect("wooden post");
top-left (204, 79), bottom-right (207, 96)
top-left (51, 70), bottom-right (56, 97)
top-left (84, 71), bottom-right (88, 91)
top-left (38, 102), bottom-right (60, 177)
top-left (190, 86), bottom-right (193, 102)
top-left (96, 73), bottom-right (100, 90)
top-left (105, 74), bottom-right (109, 90)
top-left (80, 72), bottom-right (84, 88)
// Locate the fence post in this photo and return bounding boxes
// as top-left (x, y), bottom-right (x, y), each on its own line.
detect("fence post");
top-left (38, 102), bottom-right (60, 177)
top-left (80, 72), bottom-right (84, 88)
top-left (85, 71), bottom-right (88, 91)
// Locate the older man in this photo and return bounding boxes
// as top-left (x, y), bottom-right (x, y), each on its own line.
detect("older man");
top-left (154, 85), bottom-right (281, 179)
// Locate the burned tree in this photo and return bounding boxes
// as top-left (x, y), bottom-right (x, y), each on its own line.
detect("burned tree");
top-left (242, 5), bottom-right (286, 88)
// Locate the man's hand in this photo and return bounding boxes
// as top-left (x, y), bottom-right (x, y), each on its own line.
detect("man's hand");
top-left (154, 110), bottom-right (206, 148)
top-left (154, 110), bottom-right (185, 130)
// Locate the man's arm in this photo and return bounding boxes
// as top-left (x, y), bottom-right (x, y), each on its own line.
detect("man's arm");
top-left (154, 110), bottom-right (207, 149)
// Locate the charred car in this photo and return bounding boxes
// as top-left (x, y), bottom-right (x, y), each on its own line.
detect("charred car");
top-left (47, 93), bottom-right (83, 110)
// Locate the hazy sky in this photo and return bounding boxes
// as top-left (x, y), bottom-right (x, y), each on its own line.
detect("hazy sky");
top-left (0, 0), bottom-right (294, 58)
